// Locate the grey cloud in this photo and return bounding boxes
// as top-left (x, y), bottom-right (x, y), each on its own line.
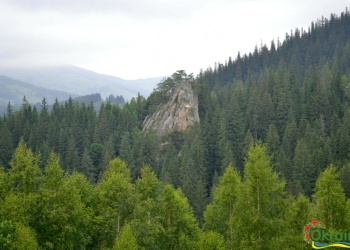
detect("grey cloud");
top-left (1, 0), bottom-right (349, 79)
top-left (4, 0), bottom-right (212, 20)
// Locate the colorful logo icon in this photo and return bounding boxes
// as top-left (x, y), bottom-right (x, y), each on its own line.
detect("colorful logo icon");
top-left (303, 220), bottom-right (350, 249)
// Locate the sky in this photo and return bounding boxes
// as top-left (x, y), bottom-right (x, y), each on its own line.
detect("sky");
top-left (0, 0), bottom-right (348, 80)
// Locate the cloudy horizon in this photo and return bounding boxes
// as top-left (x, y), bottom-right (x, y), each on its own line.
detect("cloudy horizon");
top-left (0, 0), bottom-right (348, 80)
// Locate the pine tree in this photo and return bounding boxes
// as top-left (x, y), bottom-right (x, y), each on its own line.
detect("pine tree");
top-left (225, 84), bottom-right (244, 165)
top-left (64, 134), bottom-right (80, 173)
top-left (265, 124), bottom-right (280, 161)
top-left (89, 143), bottom-right (104, 178)
top-left (217, 116), bottom-right (235, 173)
top-left (292, 139), bottom-right (315, 196)
top-left (47, 119), bottom-right (60, 153)
top-left (274, 63), bottom-right (291, 135)
top-left (275, 148), bottom-right (293, 188)
top-left (193, 177), bottom-right (208, 224)
top-left (100, 136), bottom-right (116, 177)
top-left (37, 98), bottom-right (49, 145)
top-left (138, 130), bottom-right (159, 173)
top-left (119, 131), bottom-right (135, 178)
top-left (57, 121), bottom-right (69, 163)
top-left (246, 88), bottom-right (260, 141)
top-left (160, 140), bottom-right (180, 187)
top-left (190, 134), bottom-right (207, 181)
top-left (0, 123), bottom-right (14, 169)
top-left (179, 145), bottom-right (197, 207)
top-left (340, 164), bottom-right (350, 198)
top-left (79, 147), bottom-right (96, 182)
top-left (242, 130), bottom-right (254, 161)
top-left (338, 109), bottom-right (350, 163)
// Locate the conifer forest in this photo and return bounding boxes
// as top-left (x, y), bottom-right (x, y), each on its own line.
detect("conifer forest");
top-left (1, 8), bottom-right (350, 250)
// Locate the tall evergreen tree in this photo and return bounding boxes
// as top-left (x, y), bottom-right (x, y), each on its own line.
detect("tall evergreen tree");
top-left (79, 147), bottom-right (96, 182)
top-left (119, 131), bottom-right (135, 178)
top-left (0, 123), bottom-right (14, 169)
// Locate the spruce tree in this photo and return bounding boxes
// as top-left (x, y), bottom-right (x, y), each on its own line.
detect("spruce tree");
top-left (80, 147), bottom-right (96, 183)
top-left (119, 133), bottom-right (134, 173)
top-left (0, 123), bottom-right (14, 169)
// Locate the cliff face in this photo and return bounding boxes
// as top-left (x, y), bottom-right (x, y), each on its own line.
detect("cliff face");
top-left (142, 80), bottom-right (200, 136)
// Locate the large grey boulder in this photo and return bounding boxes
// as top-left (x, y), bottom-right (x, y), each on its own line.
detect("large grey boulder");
top-left (142, 80), bottom-right (200, 136)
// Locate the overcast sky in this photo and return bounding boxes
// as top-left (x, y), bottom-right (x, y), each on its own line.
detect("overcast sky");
top-left (0, 0), bottom-right (348, 80)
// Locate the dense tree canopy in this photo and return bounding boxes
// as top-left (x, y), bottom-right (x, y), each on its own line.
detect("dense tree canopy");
top-left (1, 7), bottom-right (350, 249)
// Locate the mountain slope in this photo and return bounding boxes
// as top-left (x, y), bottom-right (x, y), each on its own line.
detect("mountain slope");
top-left (0, 65), bottom-right (164, 101)
top-left (203, 8), bottom-right (350, 89)
top-left (0, 75), bottom-right (76, 107)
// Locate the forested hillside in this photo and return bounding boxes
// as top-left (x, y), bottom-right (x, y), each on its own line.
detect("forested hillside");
top-left (1, 8), bottom-right (350, 250)
top-left (0, 75), bottom-right (76, 115)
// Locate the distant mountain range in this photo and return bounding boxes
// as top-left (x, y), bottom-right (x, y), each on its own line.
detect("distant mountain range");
top-left (0, 75), bottom-right (77, 107)
top-left (0, 65), bottom-right (164, 101)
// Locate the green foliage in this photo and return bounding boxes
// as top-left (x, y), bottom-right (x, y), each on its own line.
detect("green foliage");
top-left (314, 165), bottom-right (346, 229)
top-left (159, 184), bottom-right (199, 250)
top-left (266, 124), bottom-right (280, 161)
top-left (0, 220), bottom-right (39, 250)
top-left (119, 132), bottom-right (135, 178)
top-left (203, 164), bottom-right (241, 248)
top-left (272, 195), bottom-right (311, 250)
top-left (89, 143), bottom-right (104, 178)
top-left (95, 158), bottom-right (134, 248)
top-left (35, 152), bottom-right (94, 249)
top-left (232, 142), bottom-right (285, 249)
top-left (79, 147), bottom-right (96, 183)
top-left (1, 8), bottom-right (350, 249)
top-left (0, 220), bottom-right (15, 250)
top-left (8, 140), bottom-right (41, 194)
top-left (114, 224), bottom-right (139, 250)
top-left (130, 166), bottom-right (164, 250)
top-left (340, 163), bottom-right (350, 198)
top-left (12, 223), bottom-right (39, 250)
top-left (0, 123), bottom-right (14, 169)
top-left (197, 231), bottom-right (226, 250)
top-left (292, 139), bottom-right (315, 195)
top-left (147, 70), bottom-right (190, 113)
top-left (160, 139), bottom-right (180, 186)
top-left (0, 167), bottom-right (10, 200)
top-left (156, 77), bottom-right (176, 98)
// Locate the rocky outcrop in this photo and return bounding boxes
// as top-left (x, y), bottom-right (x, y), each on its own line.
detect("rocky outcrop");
top-left (142, 80), bottom-right (200, 136)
